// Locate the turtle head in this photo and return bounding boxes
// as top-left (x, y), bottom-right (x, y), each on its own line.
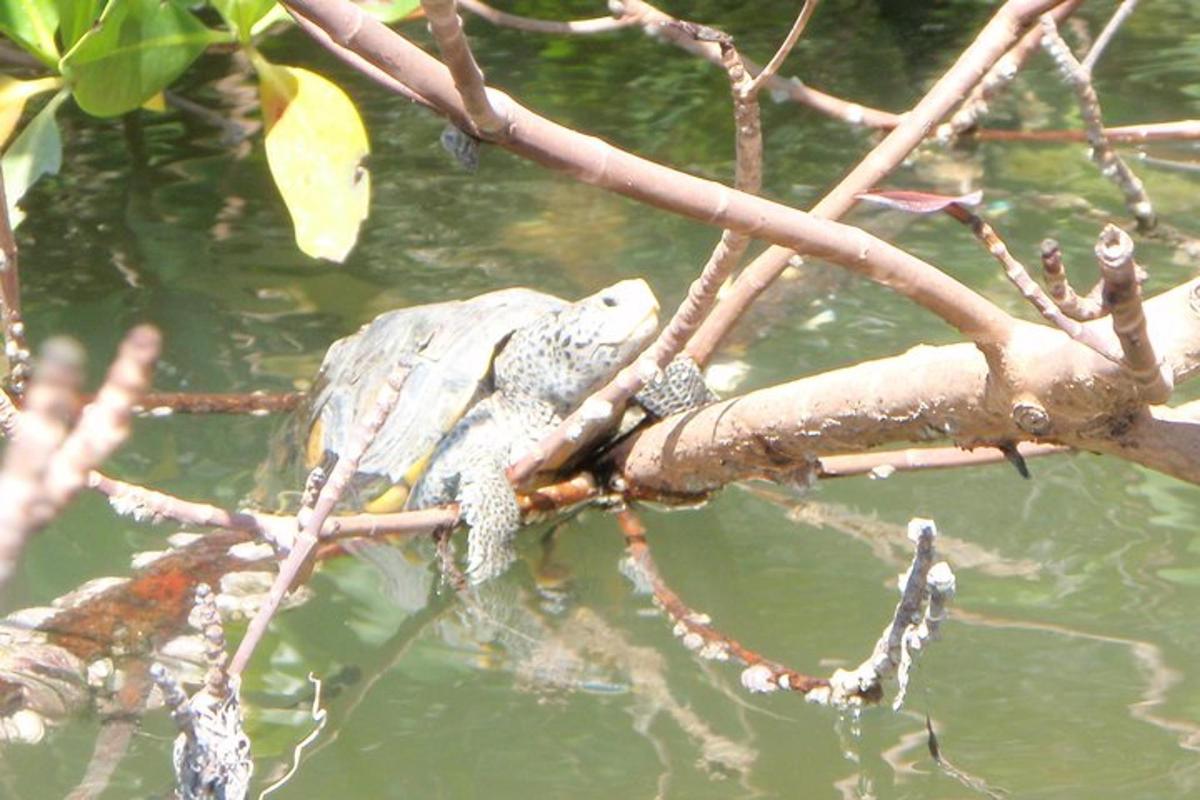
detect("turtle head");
top-left (495, 279), bottom-right (659, 413)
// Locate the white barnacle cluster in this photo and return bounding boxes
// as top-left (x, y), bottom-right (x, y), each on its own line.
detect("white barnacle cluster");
top-left (740, 662), bottom-right (778, 694)
top-left (617, 554), bottom-right (653, 595)
top-left (669, 612), bottom-right (730, 662)
top-left (813, 518), bottom-right (957, 709)
top-left (107, 489), bottom-right (165, 524)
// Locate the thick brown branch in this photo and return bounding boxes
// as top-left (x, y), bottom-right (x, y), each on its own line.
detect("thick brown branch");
top-left (283, 0), bottom-right (1015, 352)
top-left (288, 9), bottom-right (435, 108)
top-left (617, 278), bottom-right (1200, 496)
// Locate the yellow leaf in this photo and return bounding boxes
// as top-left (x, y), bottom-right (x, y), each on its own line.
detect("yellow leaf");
top-left (141, 91), bottom-right (167, 113)
top-left (254, 55), bottom-right (370, 263)
top-left (0, 75), bottom-right (62, 149)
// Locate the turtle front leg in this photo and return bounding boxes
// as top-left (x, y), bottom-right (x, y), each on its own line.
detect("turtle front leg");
top-left (635, 354), bottom-right (718, 418)
top-left (458, 451), bottom-right (522, 584)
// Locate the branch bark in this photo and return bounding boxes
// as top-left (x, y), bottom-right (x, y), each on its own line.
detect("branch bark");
top-left (616, 279), bottom-right (1200, 496)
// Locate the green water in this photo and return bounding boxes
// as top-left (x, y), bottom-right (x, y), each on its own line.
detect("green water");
top-left (6, 1), bottom-right (1200, 797)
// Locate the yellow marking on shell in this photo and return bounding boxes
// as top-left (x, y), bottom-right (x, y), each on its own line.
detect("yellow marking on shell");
top-left (364, 483), bottom-right (410, 513)
top-left (305, 419), bottom-right (325, 468)
top-left (362, 448), bottom-right (433, 513)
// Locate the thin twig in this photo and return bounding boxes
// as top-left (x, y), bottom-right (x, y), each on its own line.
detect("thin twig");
top-left (810, 519), bottom-right (956, 709)
top-left (614, 0), bottom-right (900, 129)
top-left (420, 0), bottom-right (506, 136)
top-left (743, 0), bottom-right (820, 97)
top-left (457, 0), bottom-right (634, 34)
top-left (509, 21), bottom-right (767, 479)
top-left (816, 441), bottom-right (1068, 479)
top-left (616, 508), bottom-right (829, 695)
top-left (976, 119), bottom-right (1200, 143)
top-left (1039, 237), bottom-right (1105, 320)
top-left (88, 469), bottom-right (597, 554)
top-left (229, 363), bottom-right (411, 676)
top-left (1080, 0), bottom-right (1139, 74)
top-left (131, 391), bottom-right (304, 415)
top-left (1041, 14), bottom-right (1155, 231)
top-left (685, 0), bottom-right (1060, 366)
top-left (1094, 224), bottom-right (1171, 401)
top-left (937, 0), bottom-right (1082, 143)
top-left (941, 203), bottom-right (1123, 362)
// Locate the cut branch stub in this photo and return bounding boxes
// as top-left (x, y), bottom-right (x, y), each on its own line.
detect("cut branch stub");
top-left (1040, 237), bottom-right (1105, 321)
top-left (1095, 224), bottom-right (1172, 402)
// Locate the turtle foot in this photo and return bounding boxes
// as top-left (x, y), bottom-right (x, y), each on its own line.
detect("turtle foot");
top-left (460, 456), bottom-right (522, 584)
top-left (636, 354), bottom-right (719, 418)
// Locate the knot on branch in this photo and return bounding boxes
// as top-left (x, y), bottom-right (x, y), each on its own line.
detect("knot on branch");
top-left (1012, 400), bottom-right (1052, 436)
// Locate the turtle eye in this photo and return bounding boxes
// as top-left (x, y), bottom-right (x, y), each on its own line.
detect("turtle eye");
top-left (601, 295), bottom-right (618, 308)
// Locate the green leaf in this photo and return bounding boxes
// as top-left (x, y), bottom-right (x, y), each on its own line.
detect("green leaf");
top-left (249, 3), bottom-right (289, 37)
top-left (360, 0), bottom-right (420, 24)
top-left (210, 0), bottom-right (275, 42)
top-left (0, 0), bottom-right (60, 66)
top-left (59, 0), bottom-right (222, 117)
top-left (55, 0), bottom-right (103, 50)
top-left (0, 75), bottom-right (62, 148)
top-left (1, 90), bottom-right (68, 229)
top-left (254, 55), bottom-right (370, 263)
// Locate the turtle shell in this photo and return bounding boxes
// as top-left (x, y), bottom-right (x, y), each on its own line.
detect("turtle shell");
top-left (304, 288), bottom-right (567, 512)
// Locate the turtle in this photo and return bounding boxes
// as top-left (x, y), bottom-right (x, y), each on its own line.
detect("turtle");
top-left (303, 278), bottom-right (715, 584)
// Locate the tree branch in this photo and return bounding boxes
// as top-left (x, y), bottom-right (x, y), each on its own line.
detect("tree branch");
top-left (743, 0), bottom-right (820, 97)
top-left (1080, 0), bottom-right (1139, 74)
top-left (1041, 14), bottom-right (1155, 231)
top-left (457, 0), bottom-right (635, 35)
top-left (685, 0), bottom-right (1064, 365)
top-left (420, 0), bottom-right (506, 136)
